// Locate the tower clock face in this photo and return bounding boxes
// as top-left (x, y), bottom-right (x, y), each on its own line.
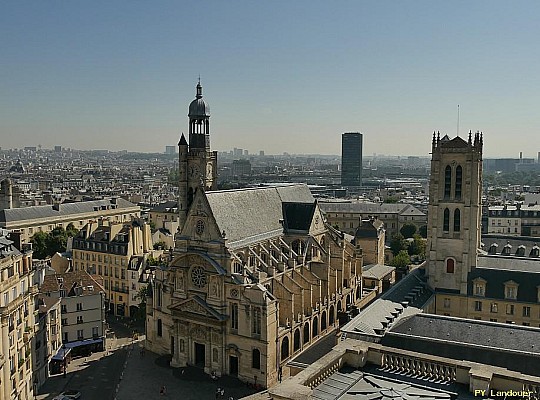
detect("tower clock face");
top-left (189, 164), bottom-right (200, 178)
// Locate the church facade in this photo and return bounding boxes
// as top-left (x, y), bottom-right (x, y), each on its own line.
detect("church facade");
top-left (145, 82), bottom-right (365, 387)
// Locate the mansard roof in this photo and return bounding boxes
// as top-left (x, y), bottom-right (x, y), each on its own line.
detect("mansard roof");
top-left (319, 202), bottom-right (425, 217)
top-left (467, 255), bottom-right (540, 303)
top-left (150, 200), bottom-right (178, 213)
top-left (205, 184), bottom-right (314, 247)
top-left (41, 270), bottom-right (105, 295)
top-left (385, 314), bottom-right (540, 376)
top-left (0, 198), bottom-right (138, 224)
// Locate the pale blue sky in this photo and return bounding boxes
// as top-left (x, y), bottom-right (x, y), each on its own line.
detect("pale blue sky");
top-left (1, 1), bottom-right (539, 157)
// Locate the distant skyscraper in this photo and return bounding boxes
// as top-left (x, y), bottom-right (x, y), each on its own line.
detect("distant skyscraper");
top-left (165, 145), bottom-right (176, 155)
top-left (341, 132), bottom-right (363, 187)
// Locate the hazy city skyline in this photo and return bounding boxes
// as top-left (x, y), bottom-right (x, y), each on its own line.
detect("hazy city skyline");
top-left (2, 1), bottom-right (540, 158)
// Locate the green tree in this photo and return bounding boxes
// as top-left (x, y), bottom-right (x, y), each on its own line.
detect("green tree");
top-left (408, 234), bottom-right (426, 259)
top-left (418, 225), bottom-right (427, 238)
top-left (390, 233), bottom-right (407, 256)
top-left (146, 255), bottom-right (161, 266)
top-left (390, 250), bottom-right (411, 271)
top-left (31, 232), bottom-right (49, 259)
top-left (47, 227), bottom-right (68, 255)
top-left (153, 241), bottom-right (167, 250)
top-left (400, 223), bottom-right (417, 238)
top-left (66, 222), bottom-right (79, 237)
top-left (384, 196), bottom-right (398, 204)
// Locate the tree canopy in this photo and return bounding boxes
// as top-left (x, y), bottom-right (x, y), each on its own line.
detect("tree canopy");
top-left (408, 234), bottom-right (426, 259)
top-left (400, 223), bottom-right (417, 238)
top-left (30, 225), bottom-right (79, 259)
top-left (390, 250), bottom-right (411, 271)
top-left (390, 233), bottom-right (407, 256)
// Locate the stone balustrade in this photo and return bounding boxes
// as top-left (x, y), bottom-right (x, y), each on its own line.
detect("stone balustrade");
top-left (381, 352), bottom-right (457, 382)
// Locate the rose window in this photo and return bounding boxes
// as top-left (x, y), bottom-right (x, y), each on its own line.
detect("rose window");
top-left (191, 266), bottom-right (207, 288)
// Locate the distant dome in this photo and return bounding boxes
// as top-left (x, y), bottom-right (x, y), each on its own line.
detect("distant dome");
top-left (188, 81), bottom-right (210, 117)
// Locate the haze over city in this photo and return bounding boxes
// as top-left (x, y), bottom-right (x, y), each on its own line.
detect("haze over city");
top-left (2, 1), bottom-right (540, 157)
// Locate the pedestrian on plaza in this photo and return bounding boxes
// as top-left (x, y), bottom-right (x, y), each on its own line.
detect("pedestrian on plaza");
top-left (278, 366), bottom-right (283, 383)
top-left (160, 385), bottom-right (166, 396)
top-left (215, 387), bottom-right (221, 400)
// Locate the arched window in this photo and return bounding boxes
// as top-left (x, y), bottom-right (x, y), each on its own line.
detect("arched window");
top-left (329, 305), bottom-right (335, 325)
top-left (157, 318), bottom-right (163, 337)
top-left (293, 329), bottom-right (301, 352)
top-left (321, 311), bottom-right (327, 331)
top-left (252, 348), bottom-right (261, 369)
top-left (313, 316), bottom-right (319, 337)
top-left (303, 323), bottom-right (310, 344)
top-left (454, 209), bottom-right (461, 232)
top-left (281, 337), bottom-right (289, 361)
top-left (187, 187), bottom-right (194, 208)
top-left (455, 165), bottom-right (462, 199)
top-left (444, 165), bottom-right (452, 198)
top-left (443, 208), bottom-right (450, 232)
top-left (446, 258), bottom-right (455, 273)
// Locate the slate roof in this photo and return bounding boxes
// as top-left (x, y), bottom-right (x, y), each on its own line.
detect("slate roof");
top-left (206, 184), bottom-right (314, 247)
top-left (282, 202), bottom-right (316, 232)
top-left (150, 201), bottom-right (178, 213)
top-left (0, 198), bottom-right (138, 224)
top-left (481, 234), bottom-right (540, 258)
top-left (384, 313), bottom-right (540, 376)
top-left (41, 270), bottom-right (105, 295)
top-left (0, 233), bottom-right (21, 258)
top-left (319, 202), bottom-right (425, 217)
top-left (382, 268), bottom-right (431, 307)
top-left (467, 255), bottom-right (540, 303)
top-left (341, 268), bottom-right (432, 340)
top-left (363, 264), bottom-right (395, 280)
top-left (354, 220), bottom-right (380, 239)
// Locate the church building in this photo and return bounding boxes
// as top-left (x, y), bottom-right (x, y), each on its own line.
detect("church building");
top-left (145, 82), bottom-right (367, 387)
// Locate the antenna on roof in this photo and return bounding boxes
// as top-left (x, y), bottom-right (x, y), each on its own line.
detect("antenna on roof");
top-left (457, 104), bottom-right (460, 137)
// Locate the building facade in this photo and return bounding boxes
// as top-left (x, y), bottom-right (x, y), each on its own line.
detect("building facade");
top-left (0, 231), bottom-right (37, 400)
top-left (319, 201), bottom-right (426, 239)
top-left (71, 218), bottom-right (153, 317)
top-left (0, 197), bottom-right (141, 245)
top-left (487, 204), bottom-right (540, 237)
top-left (40, 271), bottom-right (106, 355)
top-left (341, 132), bottom-right (363, 187)
top-left (146, 83), bottom-right (367, 388)
top-left (33, 295), bottom-right (61, 389)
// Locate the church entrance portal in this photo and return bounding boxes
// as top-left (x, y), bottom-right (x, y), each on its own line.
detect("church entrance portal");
top-left (229, 355), bottom-right (239, 376)
top-left (194, 342), bottom-right (205, 367)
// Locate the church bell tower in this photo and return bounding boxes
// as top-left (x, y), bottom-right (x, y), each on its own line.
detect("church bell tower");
top-left (427, 131), bottom-right (483, 294)
top-left (178, 80), bottom-right (218, 229)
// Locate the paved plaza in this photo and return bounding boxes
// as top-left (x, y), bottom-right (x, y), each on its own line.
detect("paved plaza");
top-left (116, 346), bottom-right (260, 400)
top-left (37, 317), bottom-right (261, 400)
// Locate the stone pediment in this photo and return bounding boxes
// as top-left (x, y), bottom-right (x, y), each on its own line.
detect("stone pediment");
top-left (169, 295), bottom-right (227, 321)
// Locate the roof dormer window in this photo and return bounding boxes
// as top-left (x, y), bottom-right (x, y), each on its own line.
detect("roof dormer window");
top-left (473, 278), bottom-right (486, 297)
top-left (504, 280), bottom-right (518, 300)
